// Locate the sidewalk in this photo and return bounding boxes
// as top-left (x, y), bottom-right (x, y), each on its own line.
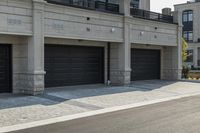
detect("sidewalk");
top-left (0, 80), bottom-right (200, 129)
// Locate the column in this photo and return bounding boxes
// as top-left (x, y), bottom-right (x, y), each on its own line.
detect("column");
top-left (26, 0), bottom-right (46, 95)
top-left (174, 11), bottom-right (182, 79)
top-left (110, 0), bottom-right (131, 85)
top-left (119, 0), bottom-right (131, 16)
top-left (193, 48), bottom-right (198, 67)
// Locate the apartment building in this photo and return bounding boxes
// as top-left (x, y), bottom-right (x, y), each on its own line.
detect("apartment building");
top-left (175, 0), bottom-right (200, 68)
top-left (0, 0), bottom-right (182, 95)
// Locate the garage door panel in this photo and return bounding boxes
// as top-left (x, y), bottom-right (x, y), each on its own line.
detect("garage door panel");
top-left (0, 45), bottom-right (11, 93)
top-left (131, 49), bottom-right (160, 81)
top-left (45, 45), bottom-right (104, 88)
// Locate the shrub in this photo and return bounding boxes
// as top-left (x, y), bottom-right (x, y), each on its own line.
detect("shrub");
top-left (182, 66), bottom-right (190, 79)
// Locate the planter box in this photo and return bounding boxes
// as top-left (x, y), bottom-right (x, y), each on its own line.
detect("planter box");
top-left (189, 70), bottom-right (200, 78)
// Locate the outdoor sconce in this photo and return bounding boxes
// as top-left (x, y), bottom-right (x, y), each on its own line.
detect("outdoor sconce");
top-left (140, 31), bottom-right (144, 36)
top-left (111, 28), bottom-right (115, 33)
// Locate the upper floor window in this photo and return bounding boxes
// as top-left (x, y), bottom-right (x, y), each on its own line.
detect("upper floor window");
top-left (130, 0), bottom-right (140, 9)
top-left (107, 0), bottom-right (119, 4)
top-left (183, 31), bottom-right (193, 42)
top-left (183, 10), bottom-right (193, 22)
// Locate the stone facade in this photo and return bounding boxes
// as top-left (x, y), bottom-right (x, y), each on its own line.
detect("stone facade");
top-left (0, 0), bottom-right (182, 95)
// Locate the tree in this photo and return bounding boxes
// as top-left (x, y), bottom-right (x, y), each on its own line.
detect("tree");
top-left (182, 38), bottom-right (189, 79)
top-left (182, 38), bottom-right (188, 62)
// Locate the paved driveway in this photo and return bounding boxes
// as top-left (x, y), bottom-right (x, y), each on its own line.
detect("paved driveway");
top-left (0, 80), bottom-right (200, 128)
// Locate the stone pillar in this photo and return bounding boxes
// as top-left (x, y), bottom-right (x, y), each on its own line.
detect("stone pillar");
top-left (118, 17), bottom-right (131, 85)
top-left (177, 11), bottom-right (183, 79)
top-left (119, 0), bottom-right (131, 16)
top-left (110, 1), bottom-right (131, 85)
top-left (171, 11), bottom-right (182, 80)
top-left (193, 48), bottom-right (198, 67)
top-left (176, 24), bottom-right (183, 79)
top-left (25, 0), bottom-right (46, 95)
top-left (198, 48), bottom-right (200, 66)
top-left (110, 41), bottom-right (131, 85)
top-left (162, 11), bottom-right (182, 80)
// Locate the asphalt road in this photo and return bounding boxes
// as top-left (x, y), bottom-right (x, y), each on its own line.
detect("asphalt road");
top-left (11, 95), bottom-right (200, 133)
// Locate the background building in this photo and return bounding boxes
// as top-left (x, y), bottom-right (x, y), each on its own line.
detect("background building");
top-left (175, 0), bottom-right (200, 68)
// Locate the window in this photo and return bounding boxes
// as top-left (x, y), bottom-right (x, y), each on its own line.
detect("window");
top-left (130, 0), bottom-right (140, 9)
top-left (108, 0), bottom-right (119, 4)
top-left (183, 10), bottom-right (193, 22)
top-left (96, 0), bottom-right (119, 4)
top-left (186, 50), bottom-right (193, 63)
top-left (183, 31), bottom-right (193, 42)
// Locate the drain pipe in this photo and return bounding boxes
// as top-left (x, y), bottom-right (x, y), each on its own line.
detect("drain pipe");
top-left (107, 42), bottom-right (111, 85)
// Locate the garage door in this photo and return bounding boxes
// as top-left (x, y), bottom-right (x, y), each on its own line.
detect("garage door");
top-left (0, 45), bottom-right (11, 93)
top-left (45, 45), bottom-right (104, 87)
top-left (131, 49), bottom-right (160, 81)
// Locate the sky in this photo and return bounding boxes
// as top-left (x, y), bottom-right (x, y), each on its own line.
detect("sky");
top-left (151, 0), bottom-right (188, 13)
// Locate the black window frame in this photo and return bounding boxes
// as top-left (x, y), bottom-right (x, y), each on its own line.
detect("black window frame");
top-left (182, 10), bottom-right (193, 42)
top-left (182, 10), bottom-right (193, 22)
top-left (183, 31), bottom-right (193, 42)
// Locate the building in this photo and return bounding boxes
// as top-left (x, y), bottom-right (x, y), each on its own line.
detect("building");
top-left (175, 0), bottom-right (200, 68)
top-left (0, 0), bottom-right (182, 95)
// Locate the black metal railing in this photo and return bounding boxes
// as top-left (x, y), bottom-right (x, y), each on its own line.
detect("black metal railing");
top-left (130, 8), bottom-right (174, 24)
top-left (95, 1), bottom-right (119, 13)
top-left (46, 0), bottom-right (119, 13)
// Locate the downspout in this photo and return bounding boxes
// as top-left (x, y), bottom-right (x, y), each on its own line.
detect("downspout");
top-left (107, 42), bottom-right (111, 85)
top-left (105, 0), bottom-right (108, 10)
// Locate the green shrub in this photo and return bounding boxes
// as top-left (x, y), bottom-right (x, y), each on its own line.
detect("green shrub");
top-left (182, 66), bottom-right (190, 79)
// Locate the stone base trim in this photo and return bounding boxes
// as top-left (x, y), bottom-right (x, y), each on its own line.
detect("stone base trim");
top-left (110, 69), bottom-right (131, 85)
top-left (13, 72), bottom-right (45, 95)
top-left (162, 69), bottom-right (182, 80)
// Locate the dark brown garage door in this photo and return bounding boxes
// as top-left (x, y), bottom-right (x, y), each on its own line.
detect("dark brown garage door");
top-left (0, 45), bottom-right (11, 93)
top-left (45, 45), bottom-right (104, 87)
top-left (131, 49), bottom-right (160, 81)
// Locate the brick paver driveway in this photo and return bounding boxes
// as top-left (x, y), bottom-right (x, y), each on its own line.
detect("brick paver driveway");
top-left (0, 80), bottom-right (200, 128)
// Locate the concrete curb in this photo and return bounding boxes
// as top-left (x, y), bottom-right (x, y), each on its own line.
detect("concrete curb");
top-left (1, 92), bottom-right (200, 133)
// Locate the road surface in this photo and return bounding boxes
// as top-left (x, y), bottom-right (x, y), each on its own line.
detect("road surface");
top-left (11, 95), bottom-right (200, 133)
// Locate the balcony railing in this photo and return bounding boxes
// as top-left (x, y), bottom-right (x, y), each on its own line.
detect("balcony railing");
top-left (130, 8), bottom-right (174, 24)
top-left (45, 0), bottom-right (119, 13)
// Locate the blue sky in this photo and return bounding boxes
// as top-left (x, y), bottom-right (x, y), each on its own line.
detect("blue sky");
top-left (151, 0), bottom-right (188, 12)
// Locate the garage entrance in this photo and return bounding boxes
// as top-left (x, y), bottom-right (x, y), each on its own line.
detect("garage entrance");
top-left (45, 45), bottom-right (104, 88)
top-left (131, 48), bottom-right (160, 81)
top-left (0, 45), bottom-right (11, 93)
